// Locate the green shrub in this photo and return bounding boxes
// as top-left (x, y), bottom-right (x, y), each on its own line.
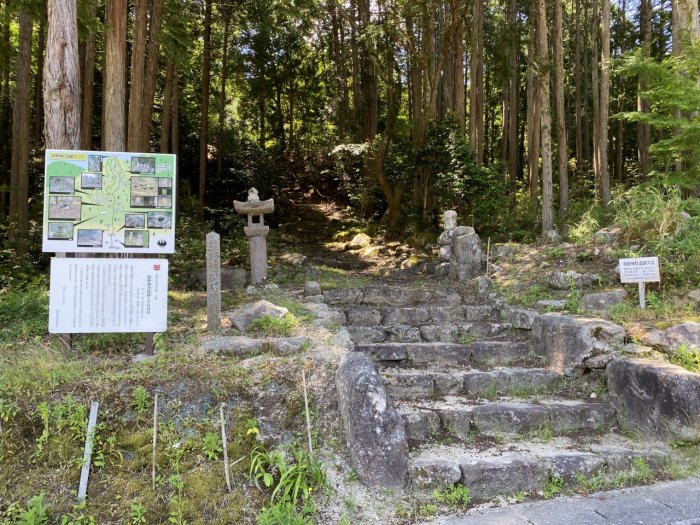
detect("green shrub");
top-left (669, 344), bottom-right (700, 373)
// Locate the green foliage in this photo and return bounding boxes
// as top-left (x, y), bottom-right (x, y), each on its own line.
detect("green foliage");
top-left (202, 432), bottom-right (223, 460)
top-left (132, 386), bottom-right (151, 415)
top-left (248, 314), bottom-right (299, 337)
top-left (128, 504), bottom-right (147, 525)
top-left (543, 474), bottom-right (564, 499)
top-left (0, 393), bottom-right (19, 427)
top-left (432, 485), bottom-right (472, 508)
top-left (669, 344), bottom-right (700, 373)
top-left (256, 501), bottom-right (315, 525)
top-left (18, 493), bottom-right (50, 525)
top-left (59, 502), bottom-right (95, 525)
top-left (0, 277), bottom-right (49, 344)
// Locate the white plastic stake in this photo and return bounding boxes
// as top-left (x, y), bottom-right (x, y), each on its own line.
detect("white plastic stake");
top-left (220, 403), bottom-right (232, 492)
top-left (78, 402), bottom-right (99, 502)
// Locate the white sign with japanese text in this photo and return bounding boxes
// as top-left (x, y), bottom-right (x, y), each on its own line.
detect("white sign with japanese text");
top-left (49, 258), bottom-right (168, 333)
top-left (619, 257), bottom-right (660, 284)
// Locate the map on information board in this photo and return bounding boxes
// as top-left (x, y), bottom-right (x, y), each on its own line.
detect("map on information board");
top-left (42, 149), bottom-right (176, 254)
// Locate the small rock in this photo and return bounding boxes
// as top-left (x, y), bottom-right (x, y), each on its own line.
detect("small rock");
top-left (347, 233), bottom-right (372, 250)
top-left (548, 270), bottom-right (600, 290)
top-left (132, 353), bottom-right (158, 364)
top-left (594, 226), bottom-right (623, 245)
top-left (493, 244), bottom-right (512, 259)
top-left (476, 275), bottom-right (492, 295)
top-left (438, 245), bottom-right (452, 262)
top-left (539, 261), bottom-right (551, 270)
top-left (280, 252), bottom-right (307, 268)
top-left (434, 262), bottom-right (450, 279)
top-left (443, 210), bottom-right (458, 231)
top-left (331, 327), bottom-right (354, 350)
top-left (226, 300), bottom-right (289, 332)
top-left (453, 225), bottom-right (475, 237)
top-left (580, 289), bottom-right (627, 313)
top-left (675, 211), bottom-right (692, 236)
top-left (304, 281), bottom-right (321, 296)
top-left (687, 289), bottom-right (700, 304)
top-left (437, 231), bottom-right (454, 246)
top-left (400, 256), bottom-right (422, 270)
top-left (543, 229), bottom-right (562, 243)
top-left (535, 299), bottom-right (568, 310)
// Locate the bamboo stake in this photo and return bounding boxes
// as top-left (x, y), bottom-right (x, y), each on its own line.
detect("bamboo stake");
top-left (152, 392), bottom-right (158, 490)
top-left (78, 401), bottom-right (99, 502)
top-left (302, 369), bottom-right (313, 454)
top-left (220, 403), bottom-right (232, 492)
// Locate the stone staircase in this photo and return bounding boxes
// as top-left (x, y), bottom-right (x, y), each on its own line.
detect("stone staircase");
top-left (332, 281), bottom-right (671, 501)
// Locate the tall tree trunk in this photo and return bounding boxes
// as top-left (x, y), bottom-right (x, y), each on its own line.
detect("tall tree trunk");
top-left (127, 0), bottom-right (148, 151)
top-left (536, 0), bottom-right (554, 234)
top-left (470, 0), bottom-right (484, 165)
top-left (160, 59), bottom-right (174, 153)
top-left (554, 0), bottom-right (568, 220)
top-left (453, 2), bottom-right (465, 133)
top-left (199, 0), bottom-right (212, 210)
top-left (141, 0), bottom-right (164, 150)
top-left (9, 10), bottom-right (32, 241)
top-left (637, 0), bottom-right (651, 178)
top-left (0, 1), bottom-right (9, 217)
top-left (526, 27), bottom-right (540, 197)
top-left (582, 0), bottom-right (591, 166)
top-left (80, 1), bottom-right (96, 150)
top-left (218, 14), bottom-right (230, 177)
top-left (591, 0), bottom-right (600, 196)
top-left (103, 0), bottom-right (126, 151)
top-left (507, 0), bottom-right (519, 188)
top-left (574, 0), bottom-right (583, 175)
top-left (615, 0), bottom-right (626, 183)
top-left (171, 64), bottom-right (179, 158)
top-left (599, 0), bottom-right (611, 205)
top-left (33, 14), bottom-right (45, 146)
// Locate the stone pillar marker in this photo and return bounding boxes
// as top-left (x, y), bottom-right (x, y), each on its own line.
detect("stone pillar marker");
top-left (234, 188), bottom-right (275, 284)
top-left (206, 232), bottom-right (221, 331)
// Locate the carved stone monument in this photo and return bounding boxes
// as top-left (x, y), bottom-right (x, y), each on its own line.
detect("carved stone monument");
top-left (206, 232), bottom-right (221, 331)
top-left (434, 210), bottom-right (485, 281)
top-left (234, 188), bottom-right (275, 284)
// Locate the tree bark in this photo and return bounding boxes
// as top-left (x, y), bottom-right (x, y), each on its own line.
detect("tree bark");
top-left (507, 0), bottom-right (519, 188)
top-left (218, 14), bottom-right (230, 177)
top-left (637, 0), bottom-right (651, 178)
top-left (199, 0), bottom-right (212, 210)
top-left (599, 0), bottom-right (611, 206)
top-left (0, 1), bottom-right (10, 217)
top-left (591, 0), bottom-right (600, 195)
top-left (553, 0), bottom-right (568, 220)
top-left (453, 1), bottom-right (465, 133)
top-left (80, 1), bottom-right (96, 150)
top-left (526, 26), bottom-right (540, 198)
top-left (103, 0), bottom-right (127, 151)
top-left (9, 10), bottom-right (32, 240)
top-left (33, 14), bottom-right (46, 146)
top-left (141, 0), bottom-right (165, 150)
top-left (127, 0), bottom-right (148, 151)
top-left (536, 0), bottom-right (554, 234)
top-left (574, 0), bottom-right (583, 175)
top-left (470, 0), bottom-right (484, 165)
top-left (160, 59), bottom-right (174, 153)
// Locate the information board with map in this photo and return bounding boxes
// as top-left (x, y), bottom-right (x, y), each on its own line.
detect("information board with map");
top-left (42, 149), bottom-right (176, 253)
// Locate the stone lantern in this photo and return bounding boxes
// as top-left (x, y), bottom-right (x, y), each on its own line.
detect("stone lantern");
top-left (234, 188), bottom-right (275, 284)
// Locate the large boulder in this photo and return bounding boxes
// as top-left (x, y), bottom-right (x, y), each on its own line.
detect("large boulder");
top-left (449, 229), bottom-right (484, 281)
top-left (531, 313), bottom-right (625, 374)
top-left (639, 322), bottom-right (700, 352)
top-left (547, 270), bottom-right (600, 290)
top-left (226, 300), bottom-right (289, 332)
top-left (335, 353), bottom-right (408, 488)
top-left (607, 358), bottom-right (700, 441)
top-left (580, 289), bottom-right (627, 313)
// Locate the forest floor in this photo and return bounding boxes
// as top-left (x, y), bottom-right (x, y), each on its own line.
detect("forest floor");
top-left (1, 185), bottom-right (700, 524)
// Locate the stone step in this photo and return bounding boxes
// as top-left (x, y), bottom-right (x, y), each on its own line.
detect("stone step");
top-left (355, 341), bottom-right (537, 367)
top-left (381, 367), bottom-right (561, 399)
top-left (346, 322), bottom-right (513, 344)
top-left (344, 304), bottom-right (498, 326)
top-left (408, 437), bottom-right (671, 498)
top-left (399, 399), bottom-right (617, 442)
top-left (323, 286), bottom-right (463, 307)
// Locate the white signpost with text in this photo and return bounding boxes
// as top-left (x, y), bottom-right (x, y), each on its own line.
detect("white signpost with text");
top-left (619, 257), bottom-right (660, 309)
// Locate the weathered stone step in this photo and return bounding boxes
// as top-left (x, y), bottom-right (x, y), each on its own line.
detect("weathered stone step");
top-left (344, 304), bottom-right (498, 326)
top-left (408, 438), bottom-right (670, 498)
top-left (347, 322), bottom-right (513, 344)
top-left (323, 286), bottom-right (463, 307)
top-left (399, 399), bottom-right (617, 442)
top-left (355, 341), bottom-right (537, 367)
top-left (381, 367), bottom-right (561, 399)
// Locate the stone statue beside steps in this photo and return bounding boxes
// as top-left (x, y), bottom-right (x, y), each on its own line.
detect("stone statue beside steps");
top-left (435, 210), bottom-right (485, 281)
top-left (234, 188), bottom-right (274, 284)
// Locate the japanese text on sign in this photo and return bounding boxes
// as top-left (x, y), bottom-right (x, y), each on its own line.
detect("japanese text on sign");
top-left (619, 257), bottom-right (660, 284)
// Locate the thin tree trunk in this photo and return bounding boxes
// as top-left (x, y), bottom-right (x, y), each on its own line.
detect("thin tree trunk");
top-left (80, 1), bottom-right (96, 150)
top-left (554, 0), bottom-right (568, 220)
top-left (599, 0), bottom-right (611, 206)
top-left (9, 10), bottom-right (32, 241)
top-left (218, 14), bottom-right (230, 177)
top-left (582, 0), bottom-right (591, 166)
top-left (470, 0), bottom-right (484, 165)
top-left (574, 0), bottom-right (583, 175)
top-left (199, 0), bottom-right (212, 210)
top-left (0, 1), bottom-right (10, 217)
top-left (638, 0), bottom-right (651, 177)
top-left (527, 27), bottom-right (540, 197)
top-left (141, 0), bottom-right (165, 150)
top-left (507, 0), bottom-right (518, 188)
top-left (171, 64), bottom-right (179, 158)
top-left (615, 0), bottom-right (626, 183)
top-left (536, 0), bottom-right (554, 234)
top-left (453, 2), bottom-right (465, 133)
top-left (591, 0), bottom-right (600, 196)
top-left (103, 0), bottom-right (126, 151)
top-left (127, 0), bottom-right (148, 151)
top-left (161, 59), bottom-right (174, 153)
top-left (33, 14), bottom-right (45, 146)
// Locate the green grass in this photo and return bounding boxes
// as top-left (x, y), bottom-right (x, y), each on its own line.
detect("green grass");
top-left (248, 314), bottom-right (299, 337)
top-left (669, 344), bottom-right (700, 373)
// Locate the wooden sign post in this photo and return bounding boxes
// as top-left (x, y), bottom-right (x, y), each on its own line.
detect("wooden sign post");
top-left (619, 257), bottom-right (661, 309)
